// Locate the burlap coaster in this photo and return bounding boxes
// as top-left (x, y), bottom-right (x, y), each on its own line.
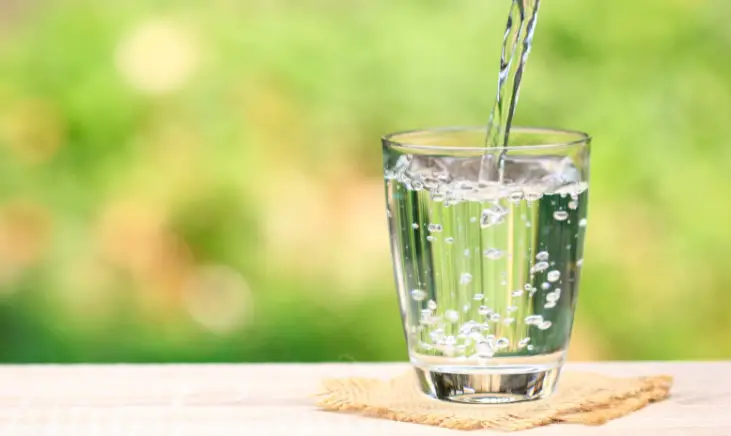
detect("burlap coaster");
top-left (315, 370), bottom-right (673, 431)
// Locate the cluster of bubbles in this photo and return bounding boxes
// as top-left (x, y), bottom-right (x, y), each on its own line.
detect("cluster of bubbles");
top-left (408, 246), bottom-right (571, 358)
top-left (384, 154), bottom-right (589, 205)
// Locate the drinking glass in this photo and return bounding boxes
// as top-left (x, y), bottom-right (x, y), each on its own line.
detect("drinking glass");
top-left (383, 126), bottom-right (591, 404)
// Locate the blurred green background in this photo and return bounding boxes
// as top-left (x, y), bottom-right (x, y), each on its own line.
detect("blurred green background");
top-left (0, 0), bottom-right (729, 362)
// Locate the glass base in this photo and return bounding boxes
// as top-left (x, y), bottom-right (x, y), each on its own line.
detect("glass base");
top-left (413, 362), bottom-right (562, 404)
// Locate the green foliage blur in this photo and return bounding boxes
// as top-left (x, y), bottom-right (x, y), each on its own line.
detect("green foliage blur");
top-left (0, 0), bottom-right (729, 362)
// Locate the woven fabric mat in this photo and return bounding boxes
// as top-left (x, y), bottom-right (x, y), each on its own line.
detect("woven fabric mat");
top-left (315, 370), bottom-right (673, 431)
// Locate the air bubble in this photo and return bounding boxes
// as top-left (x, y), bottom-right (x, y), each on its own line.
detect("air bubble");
top-left (503, 317), bottom-right (515, 325)
top-left (411, 289), bottom-right (427, 301)
top-left (489, 313), bottom-right (501, 322)
top-left (426, 236), bottom-right (436, 242)
top-left (554, 288), bottom-right (562, 298)
top-left (444, 336), bottom-right (457, 346)
top-left (500, 280), bottom-right (508, 286)
top-left (536, 251), bottom-right (549, 261)
top-left (460, 273), bottom-right (473, 285)
top-left (477, 305), bottom-right (491, 316)
top-left (483, 248), bottom-right (504, 260)
top-left (554, 211), bottom-right (569, 221)
top-left (428, 224), bottom-right (443, 232)
top-left (462, 304), bottom-right (471, 313)
top-left (525, 315), bottom-right (543, 325)
top-left (547, 270), bottom-right (561, 282)
top-left (477, 341), bottom-right (495, 358)
top-left (427, 299), bottom-right (437, 310)
top-left (419, 342), bottom-right (433, 351)
top-left (496, 337), bottom-right (510, 349)
top-left (524, 284), bottom-right (533, 291)
top-left (480, 202), bottom-right (508, 228)
top-left (507, 305), bottom-right (518, 313)
top-left (510, 191), bottom-right (524, 203)
top-left (464, 249), bottom-right (471, 257)
top-left (577, 259), bottom-right (584, 267)
top-left (412, 180), bottom-right (424, 191)
top-left (473, 293), bottom-right (484, 301)
top-left (524, 191), bottom-right (543, 202)
top-left (544, 301), bottom-right (556, 309)
top-left (579, 218), bottom-right (587, 227)
top-left (429, 329), bottom-right (444, 343)
top-left (541, 282), bottom-right (551, 290)
top-left (527, 345), bottom-right (534, 351)
top-left (538, 321), bottom-right (553, 330)
top-left (568, 201), bottom-right (578, 210)
top-left (470, 217), bottom-right (477, 223)
top-left (511, 289), bottom-right (524, 297)
top-left (455, 344), bottom-right (467, 355)
top-left (444, 309), bottom-right (459, 323)
top-left (420, 309), bottom-right (432, 324)
top-left (518, 338), bottom-right (531, 348)
top-left (546, 292), bottom-right (559, 302)
top-left (533, 261), bottom-right (550, 273)
top-left (445, 237), bottom-right (454, 244)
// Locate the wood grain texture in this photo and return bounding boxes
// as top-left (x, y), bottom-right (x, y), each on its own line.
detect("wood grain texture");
top-left (0, 362), bottom-right (727, 435)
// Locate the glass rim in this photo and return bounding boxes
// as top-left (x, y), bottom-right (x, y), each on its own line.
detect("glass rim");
top-left (382, 126), bottom-right (591, 152)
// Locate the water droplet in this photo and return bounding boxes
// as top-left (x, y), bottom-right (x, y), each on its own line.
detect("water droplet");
top-left (490, 313), bottom-right (501, 322)
top-left (460, 273), bottom-right (473, 285)
top-left (503, 317), bottom-right (515, 325)
top-left (554, 288), bottom-right (562, 298)
top-left (511, 289), bottom-right (524, 297)
top-left (444, 309), bottom-right (459, 323)
top-left (427, 299), bottom-right (437, 310)
top-left (533, 261), bottom-right (550, 273)
top-left (462, 303), bottom-right (471, 313)
top-left (525, 315), bottom-right (543, 325)
top-left (579, 218), bottom-right (587, 227)
top-left (541, 282), bottom-right (551, 290)
top-left (428, 223), bottom-right (443, 232)
top-left (577, 259), bottom-right (584, 267)
top-left (412, 223), bottom-right (419, 229)
top-left (538, 320), bottom-right (552, 330)
top-left (473, 293), bottom-right (484, 301)
top-left (524, 284), bottom-right (533, 291)
top-left (477, 305), bottom-right (491, 316)
top-left (507, 305), bottom-right (518, 313)
top-left (483, 248), bottom-right (504, 260)
top-left (470, 217), bottom-right (477, 223)
top-left (527, 345), bottom-right (534, 351)
top-left (536, 251), bottom-right (549, 261)
top-left (445, 237), bottom-right (454, 244)
top-left (554, 211), bottom-right (569, 221)
top-left (546, 292), bottom-right (559, 302)
top-left (496, 337), bottom-right (510, 349)
top-left (518, 338), bottom-right (531, 348)
top-left (477, 341), bottom-right (495, 358)
top-left (544, 301), bottom-right (557, 309)
top-left (480, 202), bottom-right (508, 228)
top-left (426, 236), bottom-right (436, 242)
top-left (464, 249), bottom-right (471, 257)
top-left (568, 201), bottom-right (578, 210)
top-left (411, 289), bottom-right (427, 301)
top-left (547, 270), bottom-right (561, 282)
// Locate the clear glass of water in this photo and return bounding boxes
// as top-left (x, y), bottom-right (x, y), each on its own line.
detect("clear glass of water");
top-left (383, 126), bottom-right (591, 404)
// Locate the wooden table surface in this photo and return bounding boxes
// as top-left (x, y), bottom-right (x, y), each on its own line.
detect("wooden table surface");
top-left (0, 362), bottom-right (726, 435)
